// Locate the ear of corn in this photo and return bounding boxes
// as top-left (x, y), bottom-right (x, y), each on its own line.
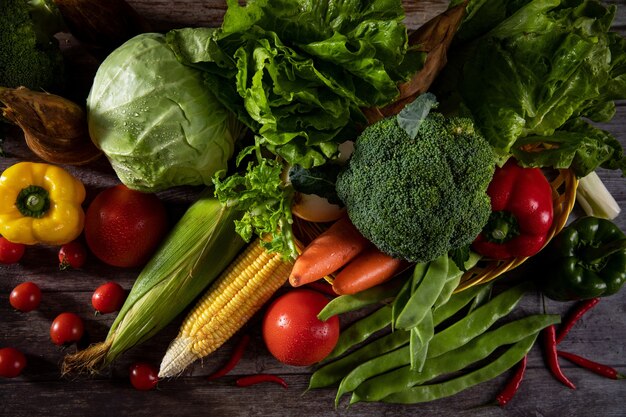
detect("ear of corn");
top-left (159, 239), bottom-right (292, 378)
top-left (63, 194), bottom-right (245, 374)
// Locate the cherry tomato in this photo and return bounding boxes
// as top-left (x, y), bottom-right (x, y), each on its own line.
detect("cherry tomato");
top-left (9, 282), bottom-right (42, 312)
top-left (92, 282), bottom-right (126, 314)
top-left (84, 185), bottom-right (168, 268)
top-left (262, 289), bottom-right (340, 366)
top-left (0, 347), bottom-right (27, 378)
top-left (129, 362), bottom-right (159, 391)
top-left (58, 241), bottom-right (87, 269)
top-left (50, 312), bottom-right (84, 346)
top-left (0, 237), bottom-right (25, 264)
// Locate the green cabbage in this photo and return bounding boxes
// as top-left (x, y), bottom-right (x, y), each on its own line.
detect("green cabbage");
top-left (87, 33), bottom-right (243, 191)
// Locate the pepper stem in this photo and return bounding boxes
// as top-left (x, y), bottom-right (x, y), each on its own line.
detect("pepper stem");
top-left (15, 185), bottom-right (50, 218)
top-left (482, 211), bottom-right (520, 244)
top-left (580, 238), bottom-right (626, 264)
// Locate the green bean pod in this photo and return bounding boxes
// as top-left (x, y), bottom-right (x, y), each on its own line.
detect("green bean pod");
top-left (333, 282), bottom-right (530, 402)
top-left (380, 333), bottom-right (540, 404)
top-left (308, 330), bottom-right (409, 390)
top-left (335, 344), bottom-right (409, 405)
top-left (325, 305), bottom-right (392, 361)
top-left (392, 262), bottom-right (427, 327)
top-left (395, 255), bottom-right (449, 330)
top-left (434, 253), bottom-right (481, 308)
top-left (354, 314), bottom-right (560, 402)
top-left (308, 282), bottom-right (493, 390)
top-left (317, 277), bottom-right (404, 321)
top-left (428, 282), bottom-right (530, 358)
top-left (432, 282), bottom-right (491, 324)
top-left (409, 309), bottom-right (433, 371)
top-left (468, 283), bottom-right (493, 313)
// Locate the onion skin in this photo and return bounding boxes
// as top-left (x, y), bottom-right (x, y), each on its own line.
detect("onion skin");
top-left (292, 192), bottom-right (345, 223)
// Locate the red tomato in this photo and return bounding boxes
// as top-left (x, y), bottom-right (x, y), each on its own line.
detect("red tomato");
top-left (58, 241), bottom-right (87, 269)
top-left (84, 185), bottom-right (167, 268)
top-left (0, 347), bottom-right (27, 378)
top-left (262, 289), bottom-right (340, 366)
top-left (92, 282), bottom-right (126, 314)
top-left (9, 282), bottom-right (42, 312)
top-left (129, 362), bottom-right (159, 391)
top-left (50, 313), bottom-right (84, 346)
top-left (0, 237), bottom-right (25, 264)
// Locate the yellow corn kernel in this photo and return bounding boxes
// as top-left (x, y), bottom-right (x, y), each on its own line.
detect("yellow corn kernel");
top-left (159, 239), bottom-right (291, 377)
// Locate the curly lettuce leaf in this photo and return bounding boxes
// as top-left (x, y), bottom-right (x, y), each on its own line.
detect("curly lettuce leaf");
top-left (166, 0), bottom-right (421, 168)
top-left (213, 145), bottom-right (297, 259)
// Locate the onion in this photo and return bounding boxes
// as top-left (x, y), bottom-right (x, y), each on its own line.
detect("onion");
top-left (292, 192), bottom-right (344, 223)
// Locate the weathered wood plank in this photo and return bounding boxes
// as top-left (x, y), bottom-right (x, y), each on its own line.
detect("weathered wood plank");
top-left (1, 367), bottom-right (625, 417)
top-left (0, 1), bottom-right (625, 417)
top-left (124, 0), bottom-right (626, 31)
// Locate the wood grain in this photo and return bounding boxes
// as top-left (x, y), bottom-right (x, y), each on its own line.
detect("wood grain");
top-left (1, 1), bottom-right (625, 416)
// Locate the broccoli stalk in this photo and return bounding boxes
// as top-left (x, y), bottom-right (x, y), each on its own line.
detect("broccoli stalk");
top-left (0, 0), bottom-right (66, 93)
top-left (336, 94), bottom-right (496, 264)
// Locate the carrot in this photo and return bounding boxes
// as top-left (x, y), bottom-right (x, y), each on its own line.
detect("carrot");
top-left (289, 216), bottom-right (370, 287)
top-left (331, 246), bottom-right (403, 295)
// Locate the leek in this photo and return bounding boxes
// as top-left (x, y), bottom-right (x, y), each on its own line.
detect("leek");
top-left (576, 171), bottom-right (621, 220)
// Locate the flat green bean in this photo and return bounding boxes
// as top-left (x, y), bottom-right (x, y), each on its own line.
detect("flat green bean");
top-left (468, 283), bottom-right (493, 313)
top-left (331, 283), bottom-right (530, 401)
top-left (392, 262), bottom-right (426, 328)
top-left (434, 253), bottom-right (481, 309)
top-left (354, 314), bottom-right (560, 402)
top-left (308, 330), bottom-right (409, 389)
top-left (432, 283), bottom-right (490, 325)
top-left (395, 255), bottom-right (448, 330)
top-left (335, 344), bottom-right (408, 405)
top-left (428, 282), bottom-right (530, 358)
top-left (317, 277), bottom-right (404, 321)
top-left (380, 333), bottom-right (539, 404)
top-left (409, 309), bottom-right (433, 371)
top-left (308, 283), bottom-right (494, 390)
top-left (325, 305), bottom-right (391, 361)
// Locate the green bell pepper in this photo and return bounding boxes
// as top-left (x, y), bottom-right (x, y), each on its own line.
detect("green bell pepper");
top-left (539, 216), bottom-right (626, 301)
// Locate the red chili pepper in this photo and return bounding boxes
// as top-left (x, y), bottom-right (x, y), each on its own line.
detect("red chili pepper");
top-left (555, 298), bottom-right (600, 345)
top-left (472, 160), bottom-right (553, 260)
top-left (305, 280), bottom-right (338, 298)
top-left (235, 374), bottom-right (288, 389)
top-left (496, 355), bottom-right (527, 407)
top-left (558, 350), bottom-right (625, 380)
top-left (207, 334), bottom-right (251, 381)
top-left (543, 325), bottom-right (576, 389)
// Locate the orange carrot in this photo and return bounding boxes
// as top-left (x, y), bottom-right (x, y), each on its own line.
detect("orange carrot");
top-left (289, 216), bottom-right (370, 287)
top-left (331, 247), bottom-right (403, 295)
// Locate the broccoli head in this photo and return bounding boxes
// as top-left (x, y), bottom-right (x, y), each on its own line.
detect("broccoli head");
top-left (336, 112), bottom-right (495, 263)
top-left (1, 0), bottom-right (65, 92)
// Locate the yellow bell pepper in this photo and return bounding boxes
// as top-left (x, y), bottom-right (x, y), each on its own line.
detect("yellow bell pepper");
top-left (0, 162), bottom-right (85, 245)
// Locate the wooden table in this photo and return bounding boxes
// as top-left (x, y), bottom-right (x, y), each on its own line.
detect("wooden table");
top-left (1, 1), bottom-right (625, 416)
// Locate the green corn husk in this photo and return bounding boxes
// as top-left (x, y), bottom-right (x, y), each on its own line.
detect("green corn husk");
top-left (62, 193), bottom-right (245, 374)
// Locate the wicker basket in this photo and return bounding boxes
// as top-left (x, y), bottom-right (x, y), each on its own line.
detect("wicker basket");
top-left (292, 168), bottom-right (578, 291)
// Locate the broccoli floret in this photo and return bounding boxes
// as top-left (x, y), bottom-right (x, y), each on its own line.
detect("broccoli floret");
top-left (0, 0), bottom-right (65, 92)
top-left (336, 112), bottom-right (495, 263)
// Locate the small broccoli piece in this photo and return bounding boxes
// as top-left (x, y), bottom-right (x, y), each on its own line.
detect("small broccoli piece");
top-left (336, 112), bottom-right (495, 263)
top-left (0, 0), bottom-right (65, 92)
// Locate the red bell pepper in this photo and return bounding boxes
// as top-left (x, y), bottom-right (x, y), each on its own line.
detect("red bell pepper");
top-left (472, 160), bottom-right (553, 260)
